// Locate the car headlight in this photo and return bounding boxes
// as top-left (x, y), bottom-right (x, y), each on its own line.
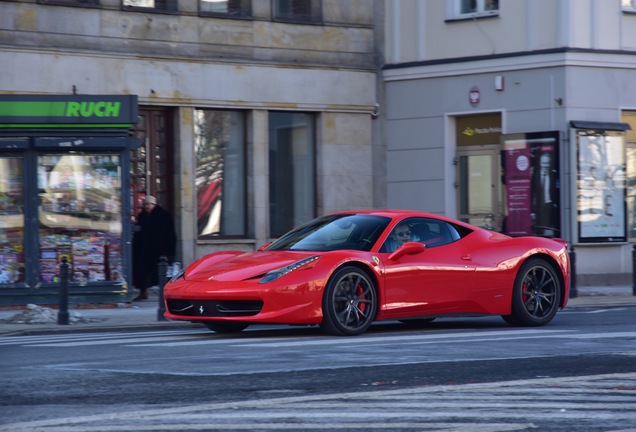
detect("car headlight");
top-left (169, 267), bottom-right (186, 283)
top-left (259, 256), bottom-right (320, 284)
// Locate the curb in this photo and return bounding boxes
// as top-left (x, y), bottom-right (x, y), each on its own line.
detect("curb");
top-left (0, 322), bottom-right (202, 337)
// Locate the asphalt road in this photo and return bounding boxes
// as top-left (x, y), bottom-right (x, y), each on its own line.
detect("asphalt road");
top-left (1, 305), bottom-right (635, 432)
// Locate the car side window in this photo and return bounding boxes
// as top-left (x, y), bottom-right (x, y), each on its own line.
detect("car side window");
top-left (381, 217), bottom-right (471, 252)
top-left (416, 218), bottom-right (464, 248)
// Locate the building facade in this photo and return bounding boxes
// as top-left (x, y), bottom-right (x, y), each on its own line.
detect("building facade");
top-left (0, 0), bottom-right (385, 304)
top-left (383, 0), bottom-right (636, 285)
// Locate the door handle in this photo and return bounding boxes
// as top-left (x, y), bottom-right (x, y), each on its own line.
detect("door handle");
top-left (461, 254), bottom-right (471, 260)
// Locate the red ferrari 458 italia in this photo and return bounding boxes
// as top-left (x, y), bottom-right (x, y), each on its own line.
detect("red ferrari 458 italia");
top-left (163, 210), bottom-right (570, 336)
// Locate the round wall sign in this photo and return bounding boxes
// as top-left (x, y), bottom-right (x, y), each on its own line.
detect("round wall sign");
top-left (469, 86), bottom-right (480, 107)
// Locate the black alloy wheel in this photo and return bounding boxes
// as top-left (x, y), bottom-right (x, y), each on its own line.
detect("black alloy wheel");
top-left (502, 257), bottom-right (561, 326)
top-left (321, 266), bottom-right (378, 336)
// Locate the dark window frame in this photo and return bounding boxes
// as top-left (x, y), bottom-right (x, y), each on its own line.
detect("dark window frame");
top-left (37, 0), bottom-right (100, 7)
top-left (272, 0), bottom-right (322, 24)
top-left (199, 0), bottom-right (252, 19)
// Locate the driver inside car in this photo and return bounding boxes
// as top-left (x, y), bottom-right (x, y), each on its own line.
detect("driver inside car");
top-left (384, 222), bottom-right (420, 252)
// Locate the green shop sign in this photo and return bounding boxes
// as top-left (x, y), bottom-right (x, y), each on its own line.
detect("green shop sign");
top-left (0, 95), bottom-right (138, 128)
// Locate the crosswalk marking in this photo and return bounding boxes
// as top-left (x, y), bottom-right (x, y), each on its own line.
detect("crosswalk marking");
top-left (1, 373), bottom-right (635, 432)
top-left (0, 328), bottom-right (578, 348)
top-left (4, 328), bottom-right (636, 349)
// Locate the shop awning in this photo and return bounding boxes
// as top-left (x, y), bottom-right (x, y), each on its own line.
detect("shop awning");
top-left (570, 120), bottom-right (631, 131)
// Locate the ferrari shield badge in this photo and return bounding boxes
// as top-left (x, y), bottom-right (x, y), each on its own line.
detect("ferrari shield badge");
top-left (372, 256), bottom-right (380, 265)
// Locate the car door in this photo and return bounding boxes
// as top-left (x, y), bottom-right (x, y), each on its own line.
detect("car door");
top-left (379, 218), bottom-right (476, 318)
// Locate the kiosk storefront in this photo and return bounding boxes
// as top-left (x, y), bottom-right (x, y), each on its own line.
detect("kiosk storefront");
top-left (0, 95), bottom-right (139, 306)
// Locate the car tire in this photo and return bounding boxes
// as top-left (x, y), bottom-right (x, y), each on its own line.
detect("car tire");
top-left (320, 266), bottom-right (377, 336)
top-left (502, 257), bottom-right (561, 326)
top-left (203, 321), bottom-right (249, 333)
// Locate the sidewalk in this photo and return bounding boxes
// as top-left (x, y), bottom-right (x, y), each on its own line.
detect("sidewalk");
top-left (0, 285), bottom-right (634, 337)
top-left (0, 289), bottom-right (200, 337)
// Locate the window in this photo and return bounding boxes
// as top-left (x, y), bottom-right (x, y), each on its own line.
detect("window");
top-left (123, 0), bottom-right (177, 12)
top-left (448, 0), bottom-right (499, 19)
top-left (268, 112), bottom-right (315, 237)
top-left (623, 0), bottom-right (636, 9)
top-left (266, 214), bottom-right (391, 252)
top-left (38, 154), bottom-right (124, 283)
top-left (273, 0), bottom-right (321, 23)
top-left (38, 0), bottom-right (99, 6)
top-left (628, 145), bottom-right (636, 238)
top-left (382, 218), bottom-right (465, 253)
top-left (194, 110), bottom-right (246, 238)
top-left (0, 157), bottom-right (25, 285)
top-left (624, 112), bottom-right (636, 239)
top-left (575, 129), bottom-right (627, 243)
top-left (200, 0), bottom-right (251, 17)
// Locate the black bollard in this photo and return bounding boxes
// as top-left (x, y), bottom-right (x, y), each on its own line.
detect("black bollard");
top-left (58, 257), bottom-right (70, 325)
top-left (157, 256), bottom-right (168, 321)
top-left (569, 246), bottom-right (577, 299)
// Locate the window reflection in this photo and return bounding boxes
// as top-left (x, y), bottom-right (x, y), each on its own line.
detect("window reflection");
top-left (194, 110), bottom-right (246, 238)
top-left (485, 0), bottom-right (499, 11)
top-left (273, 0), bottom-right (321, 22)
top-left (460, 0), bottom-right (477, 14)
top-left (123, 0), bottom-right (177, 11)
top-left (0, 157), bottom-right (25, 285)
top-left (200, 0), bottom-right (251, 16)
top-left (268, 112), bottom-right (315, 236)
top-left (627, 147), bottom-right (636, 238)
top-left (38, 154), bottom-right (124, 283)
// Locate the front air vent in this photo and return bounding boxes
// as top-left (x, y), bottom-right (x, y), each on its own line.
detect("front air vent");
top-left (167, 299), bottom-right (263, 317)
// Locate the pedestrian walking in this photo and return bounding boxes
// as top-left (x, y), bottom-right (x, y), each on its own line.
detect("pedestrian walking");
top-left (132, 195), bottom-right (177, 301)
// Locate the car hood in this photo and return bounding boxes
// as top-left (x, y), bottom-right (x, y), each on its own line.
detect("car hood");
top-left (186, 250), bottom-right (320, 282)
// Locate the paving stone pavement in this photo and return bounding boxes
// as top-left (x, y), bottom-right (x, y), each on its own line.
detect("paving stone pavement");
top-left (0, 285), bottom-right (634, 337)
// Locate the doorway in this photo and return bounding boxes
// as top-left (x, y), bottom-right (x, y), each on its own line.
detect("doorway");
top-left (130, 107), bottom-right (174, 217)
top-left (457, 145), bottom-right (503, 231)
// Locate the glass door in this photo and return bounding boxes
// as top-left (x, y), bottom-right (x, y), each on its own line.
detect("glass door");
top-left (457, 147), bottom-right (503, 231)
top-left (0, 157), bottom-right (25, 285)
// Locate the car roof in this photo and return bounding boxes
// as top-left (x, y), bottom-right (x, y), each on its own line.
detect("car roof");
top-left (330, 209), bottom-right (476, 228)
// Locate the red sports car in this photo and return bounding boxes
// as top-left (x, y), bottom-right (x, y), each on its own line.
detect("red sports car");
top-left (163, 210), bottom-right (570, 336)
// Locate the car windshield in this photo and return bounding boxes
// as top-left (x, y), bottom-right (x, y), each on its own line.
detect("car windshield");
top-left (265, 214), bottom-right (391, 252)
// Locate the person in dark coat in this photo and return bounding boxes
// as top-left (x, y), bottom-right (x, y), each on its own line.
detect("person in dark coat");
top-left (132, 195), bottom-right (177, 301)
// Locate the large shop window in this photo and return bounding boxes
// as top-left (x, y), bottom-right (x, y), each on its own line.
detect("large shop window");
top-left (273, 0), bottom-right (322, 23)
top-left (628, 145), bottom-right (636, 239)
top-left (38, 154), bottom-right (124, 283)
top-left (194, 110), bottom-right (246, 238)
top-left (268, 112), bottom-right (315, 237)
top-left (0, 157), bottom-right (24, 285)
top-left (623, 112), bottom-right (636, 239)
top-left (501, 132), bottom-right (560, 238)
top-left (572, 122), bottom-right (629, 243)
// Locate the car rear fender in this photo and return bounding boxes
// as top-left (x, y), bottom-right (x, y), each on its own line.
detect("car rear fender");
top-left (518, 251), bottom-right (570, 309)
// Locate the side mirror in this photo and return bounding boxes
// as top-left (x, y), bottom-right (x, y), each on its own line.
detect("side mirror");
top-left (388, 241), bottom-right (426, 261)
